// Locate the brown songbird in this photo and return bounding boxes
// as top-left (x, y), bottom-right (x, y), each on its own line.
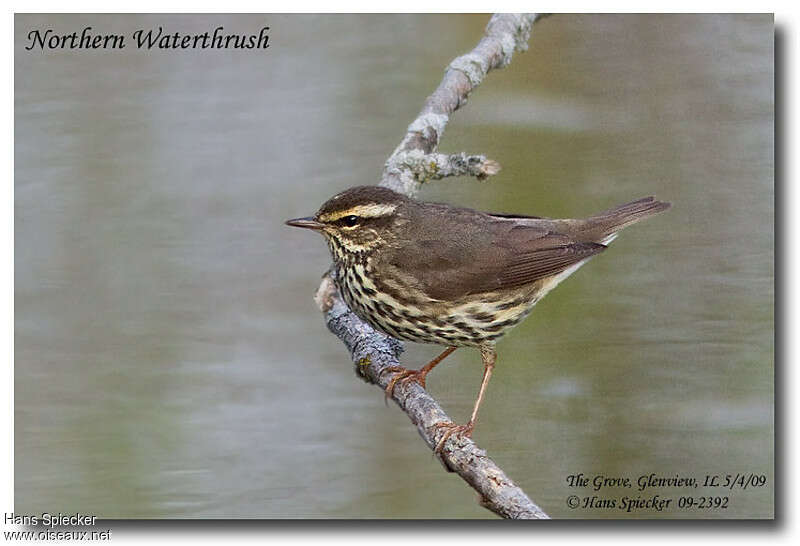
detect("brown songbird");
top-left (286, 186), bottom-right (670, 451)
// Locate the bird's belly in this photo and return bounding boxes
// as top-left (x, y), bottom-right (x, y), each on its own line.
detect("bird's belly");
top-left (335, 263), bottom-right (544, 346)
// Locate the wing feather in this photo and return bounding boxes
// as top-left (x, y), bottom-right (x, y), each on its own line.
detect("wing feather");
top-left (498, 243), bottom-right (606, 289)
top-left (382, 214), bottom-right (606, 300)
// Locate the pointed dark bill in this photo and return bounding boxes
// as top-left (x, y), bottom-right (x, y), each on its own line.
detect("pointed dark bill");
top-left (285, 217), bottom-right (325, 230)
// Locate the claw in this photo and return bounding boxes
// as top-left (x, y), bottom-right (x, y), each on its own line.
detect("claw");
top-left (380, 366), bottom-right (408, 405)
top-left (432, 421), bottom-right (475, 454)
top-left (382, 366), bottom-right (428, 404)
top-left (380, 347), bottom-right (458, 406)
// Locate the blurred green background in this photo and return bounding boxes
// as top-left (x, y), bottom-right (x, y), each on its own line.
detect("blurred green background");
top-left (15, 14), bottom-right (773, 518)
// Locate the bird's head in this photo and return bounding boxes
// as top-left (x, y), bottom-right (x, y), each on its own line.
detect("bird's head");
top-left (285, 185), bottom-right (411, 258)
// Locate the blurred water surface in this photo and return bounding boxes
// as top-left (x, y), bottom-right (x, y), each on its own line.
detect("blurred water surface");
top-left (15, 14), bottom-right (773, 518)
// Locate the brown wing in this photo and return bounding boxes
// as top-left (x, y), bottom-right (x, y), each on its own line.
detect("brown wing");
top-left (379, 209), bottom-right (606, 301)
top-left (497, 242), bottom-right (606, 290)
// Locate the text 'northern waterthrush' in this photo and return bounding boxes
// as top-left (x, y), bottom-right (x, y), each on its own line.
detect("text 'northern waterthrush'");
top-left (286, 186), bottom-right (670, 451)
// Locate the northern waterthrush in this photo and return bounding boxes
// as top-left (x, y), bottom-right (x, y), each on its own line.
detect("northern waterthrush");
top-left (287, 186), bottom-right (670, 450)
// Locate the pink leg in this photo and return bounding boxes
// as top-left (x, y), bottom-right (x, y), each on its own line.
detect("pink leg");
top-left (383, 346), bottom-right (457, 401)
top-left (434, 344), bottom-right (496, 453)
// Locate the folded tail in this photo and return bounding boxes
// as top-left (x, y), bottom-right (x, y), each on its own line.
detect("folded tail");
top-left (572, 196), bottom-right (671, 244)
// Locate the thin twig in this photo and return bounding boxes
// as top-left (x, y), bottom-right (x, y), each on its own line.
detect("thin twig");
top-left (391, 151), bottom-right (502, 182)
top-left (316, 14), bottom-right (550, 519)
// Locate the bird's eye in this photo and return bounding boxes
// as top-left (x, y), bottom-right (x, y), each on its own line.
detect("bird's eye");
top-left (341, 215), bottom-right (359, 227)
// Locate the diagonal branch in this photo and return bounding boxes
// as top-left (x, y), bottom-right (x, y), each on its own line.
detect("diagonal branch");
top-left (316, 278), bottom-right (549, 519)
top-left (316, 14), bottom-right (550, 519)
top-left (382, 13), bottom-right (544, 196)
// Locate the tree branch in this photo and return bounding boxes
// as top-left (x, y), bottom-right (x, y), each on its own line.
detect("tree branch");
top-left (382, 13), bottom-right (543, 196)
top-left (316, 14), bottom-right (550, 519)
top-left (390, 151), bottom-right (502, 183)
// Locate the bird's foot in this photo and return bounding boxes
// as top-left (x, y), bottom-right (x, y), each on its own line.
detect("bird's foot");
top-left (432, 420), bottom-right (475, 455)
top-left (381, 366), bottom-right (429, 404)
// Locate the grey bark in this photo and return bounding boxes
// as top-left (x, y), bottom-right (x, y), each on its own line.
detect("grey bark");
top-left (315, 14), bottom-right (550, 519)
top-left (381, 13), bottom-right (544, 196)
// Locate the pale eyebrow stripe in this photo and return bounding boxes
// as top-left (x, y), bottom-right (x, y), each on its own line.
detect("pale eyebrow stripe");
top-left (320, 203), bottom-right (397, 222)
